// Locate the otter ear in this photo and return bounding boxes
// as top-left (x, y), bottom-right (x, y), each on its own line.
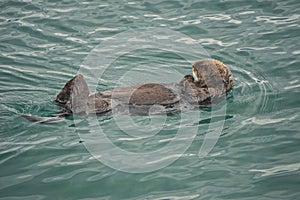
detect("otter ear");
top-left (55, 74), bottom-right (89, 114)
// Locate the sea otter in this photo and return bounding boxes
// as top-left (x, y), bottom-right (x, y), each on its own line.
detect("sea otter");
top-left (22, 59), bottom-right (233, 123)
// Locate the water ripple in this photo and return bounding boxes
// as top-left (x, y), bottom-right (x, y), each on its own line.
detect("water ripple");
top-left (250, 163), bottom-right (300, 178)
top-left (229, 64), bottom-right (275, 116)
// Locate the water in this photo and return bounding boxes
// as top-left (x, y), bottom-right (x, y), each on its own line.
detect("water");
top-left (1, 0), bottom-right (299, 199)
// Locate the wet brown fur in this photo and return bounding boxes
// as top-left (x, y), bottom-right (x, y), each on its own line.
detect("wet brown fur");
top-left (54, 59), bottom-right (233, 115)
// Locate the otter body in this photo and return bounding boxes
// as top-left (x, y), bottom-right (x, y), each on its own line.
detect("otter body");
top-left (23, 59), bottom-right (233, 122)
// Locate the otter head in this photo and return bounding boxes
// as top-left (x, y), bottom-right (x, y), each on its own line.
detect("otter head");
top-left (192, 59), bottom-right (233, 92)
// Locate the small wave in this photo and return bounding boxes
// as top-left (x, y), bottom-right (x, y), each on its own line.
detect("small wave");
top-left (230, 64), bottom-right (276, 115)
top-left (250, 163), bottom-right (300, 178)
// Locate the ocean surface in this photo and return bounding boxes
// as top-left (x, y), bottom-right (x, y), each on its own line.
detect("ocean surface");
top-left (1, 0), bottom-right (300, 199)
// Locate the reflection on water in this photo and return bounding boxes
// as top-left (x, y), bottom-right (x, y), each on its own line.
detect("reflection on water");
top-left (0, 0), bottom-right (300, 199)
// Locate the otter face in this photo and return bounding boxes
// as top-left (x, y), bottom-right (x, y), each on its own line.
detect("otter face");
top-left (192, 59), bottom-right (233, 92)
top-left (224, 70), bottom-right (234, 92)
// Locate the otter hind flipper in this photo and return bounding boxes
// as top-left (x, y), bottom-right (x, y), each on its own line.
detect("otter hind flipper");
top-left (55, 74), bottom-right (90, 114)
top-left (22, 74), bottom-right (90, 123)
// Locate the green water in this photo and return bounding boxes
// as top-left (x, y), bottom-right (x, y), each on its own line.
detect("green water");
top-left (1, 0), bottom-right (300, 199)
